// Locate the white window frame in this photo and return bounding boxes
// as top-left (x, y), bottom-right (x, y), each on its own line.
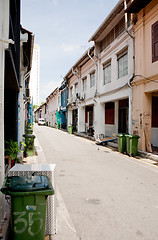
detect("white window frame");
top-left (118, 51), bottom-right (128, 79)
top-left (90, 72), bottom-right (95, 88)
top-left (82, 78), bottom-right (87, 91)
top-left (103, 62), bottom-right (111, 85)
top-left (70, 87), bottom-right (73, 98)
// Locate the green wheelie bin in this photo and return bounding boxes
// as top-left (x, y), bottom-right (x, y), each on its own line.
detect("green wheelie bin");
top-left (1, 175), bottom-right (54, 240)
top-left (126, 134), bottom-right (140, 157)
top-left (68, 125), bottom-right (73, 134)
top-left (117, 133), bottom-right (126, 153)
top-left (23, 134), bottom-right (36, 156)
top-left (25, 128), bottom-right (33, 134)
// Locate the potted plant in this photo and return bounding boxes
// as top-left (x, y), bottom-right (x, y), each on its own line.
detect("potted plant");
top-left (5, 139), bottom-right (26, 167)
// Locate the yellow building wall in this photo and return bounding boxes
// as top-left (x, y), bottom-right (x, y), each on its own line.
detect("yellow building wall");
top-left (132, 0), bottom-right (158, 151)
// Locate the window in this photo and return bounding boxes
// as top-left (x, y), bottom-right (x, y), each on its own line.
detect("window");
top-left (100, 16), bottom-right (131, 52)
top-left (58, 95), bottom-right (61, 106)
top-left (70, 87), bottom-right (73, 97)
top-left (105, 102), bottom-right (115, 125)
top-left (82, 78), bottom-right (87, 91)
top-left (118, 52), bottom-right (128, 79)
top-left (103, 63), bottom-right (111, 85)
top-left (152, 21), bottom-right (158, 63)
top-left (90, 72), bottom-right (95, 88)
top-left (105, 102), bottom-right (115, 124)
top-left (75, 83), bottom-right (78, 94)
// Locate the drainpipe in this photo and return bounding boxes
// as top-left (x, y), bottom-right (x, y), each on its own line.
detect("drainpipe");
top-left (124, 0), bottom-right (135, 134)
top-left (71, 67), bottom-right (80, 131)
top-left (128, 75), bottom-right (134, 134)
top-left (87, 48), bottom-right (99, 139)
top-left (72, 67), bottom-right (80, 98)
top-left (87, 48), bottom-right (98, 97)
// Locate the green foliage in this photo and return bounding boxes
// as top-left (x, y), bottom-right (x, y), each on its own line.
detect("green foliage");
top-left (5, 139), bottom-right (26, 160)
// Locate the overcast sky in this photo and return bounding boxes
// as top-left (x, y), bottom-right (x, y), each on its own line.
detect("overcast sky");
top-left (21, 0), bottom-right (119, 104)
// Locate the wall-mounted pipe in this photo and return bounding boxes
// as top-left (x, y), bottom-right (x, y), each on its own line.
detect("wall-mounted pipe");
top-left (87, 48), bottom-right (98, 97)
top-left (124, 0), bottom-right (135, 134)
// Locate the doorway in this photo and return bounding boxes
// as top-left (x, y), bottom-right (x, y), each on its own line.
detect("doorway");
top-left (72, 109), bottom-right (78, 132)
top-left (118, 99), bottom-right (128, 133)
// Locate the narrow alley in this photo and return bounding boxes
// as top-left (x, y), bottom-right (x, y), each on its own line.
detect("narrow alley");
top-left (34, 124), bottom-right (158, 240)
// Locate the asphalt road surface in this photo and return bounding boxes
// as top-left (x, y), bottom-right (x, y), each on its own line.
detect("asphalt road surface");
top-left (34, 124), bottom-right (158, 240)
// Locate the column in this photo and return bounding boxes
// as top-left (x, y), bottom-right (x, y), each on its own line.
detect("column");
top-left (94, 101), bottom-right (105, 139)
top-left (78, 105), bottom-right (85, 132)
top-left (115, 100), bottom-right (119, 133)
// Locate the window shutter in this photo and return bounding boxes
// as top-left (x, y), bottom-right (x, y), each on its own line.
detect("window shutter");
top-left (105, 102), bottom-right (115, 125)
top-left (152, 21), bottom-right (158, 63)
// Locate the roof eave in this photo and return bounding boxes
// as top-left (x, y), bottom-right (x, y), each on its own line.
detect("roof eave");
top-left (125, 0), bottom-right (152, 13)
top-left (64, 46), bottom-right (95, 80)
top-left (88, 0), bottom-right (124, 42)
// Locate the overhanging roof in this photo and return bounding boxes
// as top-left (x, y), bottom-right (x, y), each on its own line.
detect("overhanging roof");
top-left (21, 26), bottom-right (34, 72)
top-left (64, 46), bottom-right (95, 80)
top-left (88, 0), bottom-right (124, 42)
top-left (125, 0), bottom-right (152, 13)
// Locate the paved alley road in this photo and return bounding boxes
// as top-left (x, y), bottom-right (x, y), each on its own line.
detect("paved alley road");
top-left (34, 124), bottom-right (158, 240)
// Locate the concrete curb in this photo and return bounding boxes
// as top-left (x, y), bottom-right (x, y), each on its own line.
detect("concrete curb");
top-left (58, 128), bottom-right (158, 162)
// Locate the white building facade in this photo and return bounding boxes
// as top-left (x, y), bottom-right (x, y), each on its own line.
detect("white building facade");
top-left (65, 0), bottom-right (134, 140)
top-left (30, 44), bottom-right (40, 106)
top-left (46, 88), bottom-right (59, 127)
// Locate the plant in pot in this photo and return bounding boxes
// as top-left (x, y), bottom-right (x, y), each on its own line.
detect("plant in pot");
top-left (5, 139), bottom-right (26, 167)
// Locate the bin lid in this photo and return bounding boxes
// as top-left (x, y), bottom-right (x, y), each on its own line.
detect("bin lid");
top-left (117, 133), bottom-right (125, 137)
top-left (1, 176), bottom-right (54, 195)
top-left (128, 134), bottom-right (140, 139)
top-left (23, 134), bottom-right (36, 138)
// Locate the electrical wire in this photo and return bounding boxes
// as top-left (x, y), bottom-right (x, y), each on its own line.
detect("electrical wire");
top-left (134, 74), bottom-right (158, 84)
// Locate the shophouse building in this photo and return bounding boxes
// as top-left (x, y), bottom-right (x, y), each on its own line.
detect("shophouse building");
top-left (88, 0), bottom-right (134, 140)
top-left (46, 87), bottom-right (59, 127)
top-left (126, 0), bottom-right (158, 152)
top-left (19, 27), bottom-right (34, 144)
top-left (0, 0), bottom-right (10, 229)
top-left (65, 46), bottom-right (95, 134)
top-left (41, 102), bottom-right (47, 121)
top-left (0, 0), bottom-right (33, 237)
top-left (65, 0), bottom-right (134, 140)
top-left (59, 80), bottom-right (69, 129)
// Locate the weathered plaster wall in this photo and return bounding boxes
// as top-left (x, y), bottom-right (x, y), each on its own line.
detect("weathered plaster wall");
top-left (132, 0), bottom-right (158, 151)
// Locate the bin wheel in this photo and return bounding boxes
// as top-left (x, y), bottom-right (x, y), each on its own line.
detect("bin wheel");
top-left (129, 153), bottom-right (133, 157)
